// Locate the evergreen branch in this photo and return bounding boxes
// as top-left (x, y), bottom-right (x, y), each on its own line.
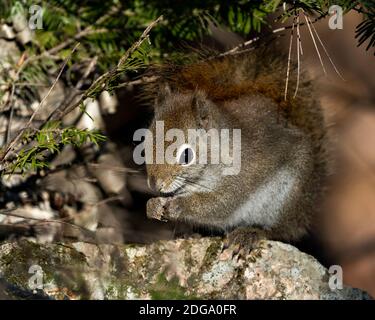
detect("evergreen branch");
top-left (0, 44), bottom-right (80, 164)
top-left (3, 123), bottom-right (105, 175)
top-left (49, 15), bottom-right (163, 122)
top-left (117, 15), bottom-right (163, 67)
top-left (0, 15), bottom-right (163, 175)
top-left (9, 3), bottom-right (122, 85)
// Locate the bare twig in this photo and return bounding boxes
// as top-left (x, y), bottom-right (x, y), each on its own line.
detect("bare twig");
top-left (47, 28), bottom-right (108, 56)
top-left (50, 15), bottom-right (163, 122)
top-left (216, 13), bottom-right (327, 59)
top-left (28, 43), bottom-right (80, 127)
top-left (113, 75), bottom-right (159, 89)
top-left (12, 5), bottom-right (122, 80)
top-left (0, 208), bottom-right (96, 237)
top-left (5, 84), bottom-right (16, 144)
top-left (0, 82), bottom-right (51, 87)
top-left (0, 44), bottom-right (80, 163)
top-left (0, 16), bottom-right (163, 173)
top-left (93, 196), bottom-right (125, 207)
top-left (215, 37), bottom-right (260, 59)
top-left (87, 163), bottom-right (139, 174)
top-left (118, 16), bottom-right (163, 67)
top-left (43, 56), bottom-right (98, 126)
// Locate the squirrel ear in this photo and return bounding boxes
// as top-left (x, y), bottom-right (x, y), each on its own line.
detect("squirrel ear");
top-left (192, 91), bottom-right (212, 129)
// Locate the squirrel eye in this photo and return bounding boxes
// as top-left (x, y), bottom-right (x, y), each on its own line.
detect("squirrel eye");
top-left (176, 144), bottom-right (195, 166)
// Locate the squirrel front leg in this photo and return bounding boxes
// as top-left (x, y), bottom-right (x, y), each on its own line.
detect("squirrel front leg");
top-left (146, 196), bottom-right (183, 222)
top-left (147, 191), bottom-right (221, 224)
top-left (147, 195), bottom-right (272, 258)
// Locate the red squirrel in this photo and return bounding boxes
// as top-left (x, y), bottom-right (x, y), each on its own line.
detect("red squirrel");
top-left (143, 49), bottom-right (330, 255)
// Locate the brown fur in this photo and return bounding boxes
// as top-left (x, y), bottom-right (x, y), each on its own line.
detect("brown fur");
top-left (143, 49), bottom-right (330, 247)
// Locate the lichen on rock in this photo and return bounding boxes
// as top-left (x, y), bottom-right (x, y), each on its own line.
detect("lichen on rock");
top-left (0, 238), bottom-right (372, 300)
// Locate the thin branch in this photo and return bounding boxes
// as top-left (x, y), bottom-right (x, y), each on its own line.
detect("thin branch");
top-left (47, 29), bottom-right (108, 56)
top-left (215, 37), bottom-right (260, 59)
top-left (0, 82), bottom-right (51, 87)
top-left (0, 44), bottom-right (80, 163)
top-left (50, 15), bottom-right (163, 122)
top-left (0, 16), bottom-right (163, 173)
top-left (113, 75), bottom-right (159, 89)
top-left (216, 13), bottom-right (327, 59)
top-left (12, 5), bottom-right (122, 79)
top-left (93, 196), bottom-right (125, 207)
top-left (28, 43), bottom-right (80, 127)
top-left (87, 163), bottom-right (139, 174)
top-left (43, 56), bottom-right (98, 126)
top-left (5, 84), bottom-right (16, 144)
top-left (118, 15), bottom-right (163, 67)
top-left (0, 209), bottom-right (96, 238)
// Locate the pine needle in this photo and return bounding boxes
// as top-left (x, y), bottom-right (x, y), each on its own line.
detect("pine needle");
top-left (284, 15), bottom-right (296, 101)
top-left (294, 13), bottom-right (302, 99)
top-left (303, 12), bottom-right (326, 75)
top-left (307, 15), bottom-right (345, 80)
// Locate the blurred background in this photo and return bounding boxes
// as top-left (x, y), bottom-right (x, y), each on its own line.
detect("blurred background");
top-left (0, 1), bottom-right (374, 297)
top-left (307, 11), bottom-right (375, 298)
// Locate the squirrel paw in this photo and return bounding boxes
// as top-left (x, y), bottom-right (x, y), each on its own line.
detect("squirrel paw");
top-left (146, 197), bottom-right (181, 222)
top-left (223, 227), bottom-right (267, 260)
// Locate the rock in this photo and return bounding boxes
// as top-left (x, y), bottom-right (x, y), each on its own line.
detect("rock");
top-left (76, 98), bottom-right (104, 131)
top-left (0, 280), bottom-right (13, 299)
top-left (0, 116), bottom-right (28, 148)
top-left (16, 28), bottom-right (33, 45)
top-left (99, 91), bottom-right (118, 114)
top-left (50, 145), bottom-right (77, 168)
top-left (35, 80), bottom-right (66, 121)
top-left (12, 13), bottom-right (28, 32)
top-left (0, 39), bottom-right (20, 63)
top-left (0, 238), bottom-right (371, 300)
top-left (90, 152), bottom-right (127, 195)
top-left (42, 166), bottom-right (102, 205)
top-left (0, 25), bottom-right (16, 40)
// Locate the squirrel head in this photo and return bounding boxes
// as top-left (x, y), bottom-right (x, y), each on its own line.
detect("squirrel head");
top-left (145, 84), bottom-right (228, 195)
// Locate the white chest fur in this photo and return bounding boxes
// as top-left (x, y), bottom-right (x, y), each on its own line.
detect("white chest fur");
top-left (226, 167), bottom-right (297, 229)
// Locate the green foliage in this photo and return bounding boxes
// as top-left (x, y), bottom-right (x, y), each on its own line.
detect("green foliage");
top-left (0, 1), bottom-right (372, 89)
top-left (0, 0), bottom-right (374, 176)
top-left (6, 121), bottom-right (106, 175)
top-left (355, 1), bottom-right (375, 53)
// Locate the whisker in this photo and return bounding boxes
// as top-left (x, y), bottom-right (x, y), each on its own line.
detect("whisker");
top-left (175, 176), bottom-right (213, 192)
